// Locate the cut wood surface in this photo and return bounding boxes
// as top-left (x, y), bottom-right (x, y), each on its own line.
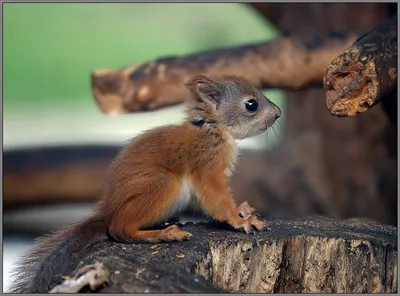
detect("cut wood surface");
top-left (91, 31), bottom-right (356, 115)
top-left (324, 17), bottom-right (397, 116)
top-left (46, 216), bottom-right (397, 293)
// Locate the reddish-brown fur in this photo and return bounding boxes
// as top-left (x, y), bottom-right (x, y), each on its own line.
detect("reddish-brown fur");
top-left (8, 75), bottom-right (281, 293)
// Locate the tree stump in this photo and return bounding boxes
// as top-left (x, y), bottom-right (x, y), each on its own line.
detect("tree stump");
top-left (48, 216), bottom-right (397, 293)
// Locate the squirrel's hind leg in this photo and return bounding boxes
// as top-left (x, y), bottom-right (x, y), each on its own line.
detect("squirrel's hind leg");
top-left (112, 224), bottom-right (191, 243)
top-left (108, 173), bottom-right (191, 243)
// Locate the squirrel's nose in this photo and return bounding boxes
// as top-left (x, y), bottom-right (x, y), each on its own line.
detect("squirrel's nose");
top-left (274, 106), bottom-right (281, 120)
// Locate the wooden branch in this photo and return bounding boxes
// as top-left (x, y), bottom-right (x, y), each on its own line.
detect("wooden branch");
top-left (49, 263), bottom-right (109, 293)
top-left (324, 17), bottom-right (397, 116)
top-left (43, 216), bottom-right (397, 293)
top-left (3, 146), bottom-right (118, 210)
top-left (91, 31), bottom-right (357, 115)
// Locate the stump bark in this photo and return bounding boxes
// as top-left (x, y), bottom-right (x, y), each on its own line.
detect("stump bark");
top-left (47, 216), bottom-right (397, 293)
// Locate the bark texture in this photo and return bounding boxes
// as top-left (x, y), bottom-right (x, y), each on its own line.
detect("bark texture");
top-left (91, 31), bottom-right (356, 115)
top-left (324, 17), bottom-right (397, 116)
top-left (45, 217), bottom-right (397, 293)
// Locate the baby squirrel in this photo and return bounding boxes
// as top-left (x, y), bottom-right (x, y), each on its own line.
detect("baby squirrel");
top-left (9, 75), bottom-right (281, 293)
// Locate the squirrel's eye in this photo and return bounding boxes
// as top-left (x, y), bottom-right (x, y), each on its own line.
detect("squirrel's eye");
top-left (245, 99), bottom-right (258, 112)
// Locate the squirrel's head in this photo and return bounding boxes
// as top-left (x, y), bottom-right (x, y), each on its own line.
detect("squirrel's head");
top-left (185, 75), bottom-right (281, 139)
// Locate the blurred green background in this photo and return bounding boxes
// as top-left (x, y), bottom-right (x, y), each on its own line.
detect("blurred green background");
top-left (4, 3), bottom-right (284, 151)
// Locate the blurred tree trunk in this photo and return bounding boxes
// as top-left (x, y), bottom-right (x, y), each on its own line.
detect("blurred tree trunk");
top-left (233, 3), bottom-right (397, 225)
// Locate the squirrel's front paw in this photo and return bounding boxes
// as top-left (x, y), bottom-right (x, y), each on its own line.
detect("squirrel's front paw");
top-left (234, 215), bottom-right (267, 234)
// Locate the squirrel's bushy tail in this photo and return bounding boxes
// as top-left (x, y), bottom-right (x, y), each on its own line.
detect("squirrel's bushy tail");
top-left (8, 214), bottom-right (109, 293)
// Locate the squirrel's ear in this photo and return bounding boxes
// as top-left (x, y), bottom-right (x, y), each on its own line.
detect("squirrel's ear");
top-left (185, 75), bottom-right (222, 105)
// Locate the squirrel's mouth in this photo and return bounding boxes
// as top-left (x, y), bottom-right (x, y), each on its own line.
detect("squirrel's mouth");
top-left (256, 125), bottom-right (269, 135)
top-left (263, 119), bottom-right (276, 130)
top-left (257, 118), bottom-right (279, 135)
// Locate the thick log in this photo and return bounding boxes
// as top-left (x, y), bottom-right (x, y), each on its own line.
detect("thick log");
top-left (245, 3), bottom-right (397, 226)
top-left (91, 31), bottom-right (356, 115)
top-left (223, 3), bottom-right (398, 226)
top-left (43, 217), bottom-right (397, 293)
top-left (324, 17), bottom-right (398, 116)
